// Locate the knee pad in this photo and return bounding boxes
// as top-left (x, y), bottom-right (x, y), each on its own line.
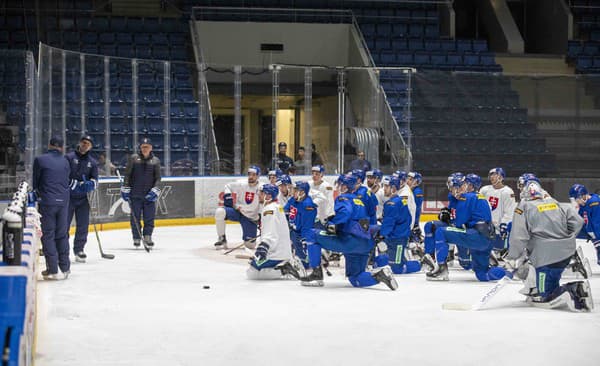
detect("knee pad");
top-left (215, 207), bottom-right (226, 221)
top-left (488, 266), bottom-right (506, 280)
top-left (374, 254), bottom-right (389, 268)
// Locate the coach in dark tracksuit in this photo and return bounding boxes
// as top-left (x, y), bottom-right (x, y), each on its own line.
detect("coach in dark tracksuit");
top-left (33, 136), bottom-right (71, 279)
top-left (65, 135), bottom-right (98, 262)
top-left (120, 137), bottom-right (161, 248)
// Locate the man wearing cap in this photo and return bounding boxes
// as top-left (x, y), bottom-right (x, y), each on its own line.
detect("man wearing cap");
top-left (274, 142), bottom-right (294, 174)
top-left (120, 137), bottom-right (162, 248)
top-left (65, 135), bottom-right (99, 262)
top-left (33, 136), bottom-right (71, 280)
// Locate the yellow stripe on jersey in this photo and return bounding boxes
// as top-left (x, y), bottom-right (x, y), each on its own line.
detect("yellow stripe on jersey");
top-left (537, 203), bottom-right (558, 213)
top-left (514, 208), bottom-right (523, 215)
top-left (353, 198), bottom-right (365, 206)
top-left (263, 210), bottom-right (274, 216)
top-left (477, 194), bottom-right (486, 200)
top-left (590, 202), bottom-right (599, 207)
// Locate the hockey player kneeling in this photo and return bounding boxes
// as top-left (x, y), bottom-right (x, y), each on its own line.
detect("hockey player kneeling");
top-left (301, 174), bottom-right (398, 290)
top-left (375, 175), bottom-right (422, 274)
top-left (246, 184), bottom-right (302, 281)
top-left (506, 179), bottom-right (593, 312)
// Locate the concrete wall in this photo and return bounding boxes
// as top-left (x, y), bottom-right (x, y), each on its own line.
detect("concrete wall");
top-left (196, 21), bottom-right (351, 67)
top-left (525, 0), bottom-right (572, 54)
top-left (480, 0), bottom-right (524, 53)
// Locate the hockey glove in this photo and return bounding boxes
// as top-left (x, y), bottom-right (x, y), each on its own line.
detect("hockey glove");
top-left (499, 223), bottom-right (508, 240)
top-left (223, 193), bottom-right (234, 208)
top-left (81, 176), bottom-right (97, 193)
top-left (254, 242), bottom-right (270, 262)
top-left (145, 187), bottom-right (161, 202)
top-left (326, 223), bottom-right (337, 235)
top-left (69, 179), bottom-right (79, 191)
top-left (27, 190), bottom-right (38, 205)
top-left (411, 225), bottom-right (422, 239)
top-left (438, 207), bottom-right (451, 224)
top-left (120, 186), bottom-right (131, 202)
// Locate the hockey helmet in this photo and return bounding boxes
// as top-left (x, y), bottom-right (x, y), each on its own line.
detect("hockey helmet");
top-left (569, 184), bottom-right (588, 200)
top-left (294, 181), bottom-right (310, 195)
top-left (351, 169), bottom-right (366, 182)
top-left (488, 167), bottom-right (506, 180)
top-left (248, 165), bottom-right (262, 176)
top-left (276, 174), bottom-right (292, 186)
top-left (311, 165), bottom-right (325, 174)
top-left (465, 173), bottom-right (482, 191)
top-left (367, 169), bottom-right (384, 181)
top-left (407, 171), bottom-right (422, 185)
top-left (260, 183), bottom-right (279, 199)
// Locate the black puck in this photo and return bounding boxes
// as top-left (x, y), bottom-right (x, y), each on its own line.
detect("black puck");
top-left (203, 285), bottom-right (210, 289)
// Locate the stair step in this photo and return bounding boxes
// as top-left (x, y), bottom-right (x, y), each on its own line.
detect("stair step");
top-left (495, 54), bottom-right (574, 75)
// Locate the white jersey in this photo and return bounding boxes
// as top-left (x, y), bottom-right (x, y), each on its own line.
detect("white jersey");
top-left (398, 184), bottom-right (416, 227)
top-left (224, 179), bottom-right (261, 221)
top-left (309, 179), bottom-right (335, 223)
top-left (480, 184), bottom-right (517, 233)
top-left (259, 201), bottom-right (292, 261)
top-left (370, 184), bottom-right (385, 220)
top-left (277, 191), bottom-right (292, 207)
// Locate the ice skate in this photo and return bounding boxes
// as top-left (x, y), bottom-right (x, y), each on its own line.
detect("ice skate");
top-left (133, 239), bottom-right (141, 248)
top-left (275, 261), bottom-right (301, 280)
top-left (570, 280), bottom-right (594, 312)
top-left (426, 262), bottom-right (449, 281)
top-left (300, 265), bottom-right (324, 287)
top-left (42, 270), bottom-right (69, 280)
top-left (243, 238), bottom-right (257, 249)
top-left (409, 242), bottom-right (425, 261)
top-left (75, 251), bottom-right (87, 263)
top-left (372, 266), bottom-right (398, 290)
top-left (144, 235), bottom-right (155, 248)
top-left (447, 248), bottom-right (455, 266)
top-left (569, 247), bottom-right (591, 279)
top-left (214, 235), bottom-right (227, 250)
top-left (421, 253), bottom-right (435, 272)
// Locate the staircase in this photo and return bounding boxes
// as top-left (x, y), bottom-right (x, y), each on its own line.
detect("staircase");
top-left (110, 0), bottom-right (163, 16)
top-left (495, 54), bottom-right (574, 75)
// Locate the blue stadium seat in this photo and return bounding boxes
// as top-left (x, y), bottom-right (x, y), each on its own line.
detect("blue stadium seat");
top-left (397, 53), bottom-right (414, 65)
top-left (110, 17), bottom-right (127, 32)
top-left (472, 40), bottom-right (488, 53)
top-left (170, 135), bottom-right (186, 150)
top-left (424, 39), bottom-right (441, 52)
top-left (408, 38), bottom-right (424, 51)
top-left (440, 40), bottom-right (456, 52)
top-left (134, 33), bottom-right (151, 45)
top-left (376, 23), bottom-right (392, 36)
top-left (408, 23), bottom-right (424, 37)
top-left (456, 39), bottom-right (472, 53)
top-left (414, 52), bottom-right (430, 66)
top-left (424, 24), bottom-right (438, 38)
top-left (391, 38), bottom-right (407, 50)
top-left (170, 118), bottom-right (186, 134)
top-left (361, 23), bottom-right (376, 37)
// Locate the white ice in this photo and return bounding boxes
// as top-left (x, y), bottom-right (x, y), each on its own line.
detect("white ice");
top-left (35, 225), bottom-right (600, 366)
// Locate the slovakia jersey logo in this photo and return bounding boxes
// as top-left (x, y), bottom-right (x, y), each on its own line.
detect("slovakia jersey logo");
top-left (583, 211), bottom-right (588, 226)
top-left (488, 196), bottom-right (499, 210)
top-left (245, 192), bottom-right (255, 204)
top-left (289, 206), bottom-right (298, 220)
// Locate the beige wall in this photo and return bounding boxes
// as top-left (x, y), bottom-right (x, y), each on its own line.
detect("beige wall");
top-left (196, 21), bottom-right (351, 67)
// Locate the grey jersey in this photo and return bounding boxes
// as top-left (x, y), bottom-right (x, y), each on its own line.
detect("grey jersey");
top-left (507, 197), bottom-right (584, 268)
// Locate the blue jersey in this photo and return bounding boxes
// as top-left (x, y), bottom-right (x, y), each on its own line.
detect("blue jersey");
top-left (285, 195), bottom-right (318, 242)
top-left (355, 185), bottom-right (378, 225)
top-left (453, 192), bottom-right (492, 228)
top-left (580, 194), bottom-right (600, 240)
top-left (380, 195), bottom-right (411, 240)
top-left (412, 186), bottom-right (424, 224)
top-left (33, 149), bottom-right (70, 206)
top-left (65, 149), bottom-right (99, 199)
top-left (330, 193), bottom-right (371, 239)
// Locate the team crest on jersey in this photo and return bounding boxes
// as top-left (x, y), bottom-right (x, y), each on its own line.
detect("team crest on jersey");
top-left (289, 206), bottom-right (298, 220)
top-left (245, 192), bottom-right (255, 204)
top-left (488, 196), bottom-right (499, 210)
top-left (583, 211), bottom-right (588, 225)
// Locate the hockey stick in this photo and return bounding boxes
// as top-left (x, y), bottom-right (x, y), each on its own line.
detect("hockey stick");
top-left (223, 242), bottom-right (246, 255)
top-left (88, 192), bottom-right (115, 259)
top-left (442, 273), bottom-right (514, 311)
top-left (116, 169), bottom-right (150, 253)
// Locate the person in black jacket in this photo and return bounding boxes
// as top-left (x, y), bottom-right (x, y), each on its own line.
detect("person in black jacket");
top-left (120, 137), bottom-right (161, 248)
top-left (33, 136), bottom-right (71, 280)
top-left (274, 142), bottom-right (294, 174)
top-left (65, 135), bottom-right (98, 262)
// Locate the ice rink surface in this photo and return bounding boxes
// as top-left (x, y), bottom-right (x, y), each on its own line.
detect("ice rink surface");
top-left (36, 224), bottom-right (600, 366)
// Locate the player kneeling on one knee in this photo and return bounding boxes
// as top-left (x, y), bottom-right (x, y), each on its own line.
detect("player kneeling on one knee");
top-left (301, 174), bottom-right (398, 290)
top-left (246, 184), bottom-right (302, 280)
top-left (428, 172), bottom-right (506, 282)
top-left (214, 165), bottom-right (261, 250)
top-left (375, 175), bottom-right (421, 274)
top-left (505, 179), bottom-right (592, 312)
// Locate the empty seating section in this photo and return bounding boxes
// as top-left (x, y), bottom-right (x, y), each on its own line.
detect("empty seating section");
top-left (0, 5), bottom-right (204, 172)
top-left (404, 72), bottom-right (553, 176)
top-left (567, 0), bottom-right (600, 73)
